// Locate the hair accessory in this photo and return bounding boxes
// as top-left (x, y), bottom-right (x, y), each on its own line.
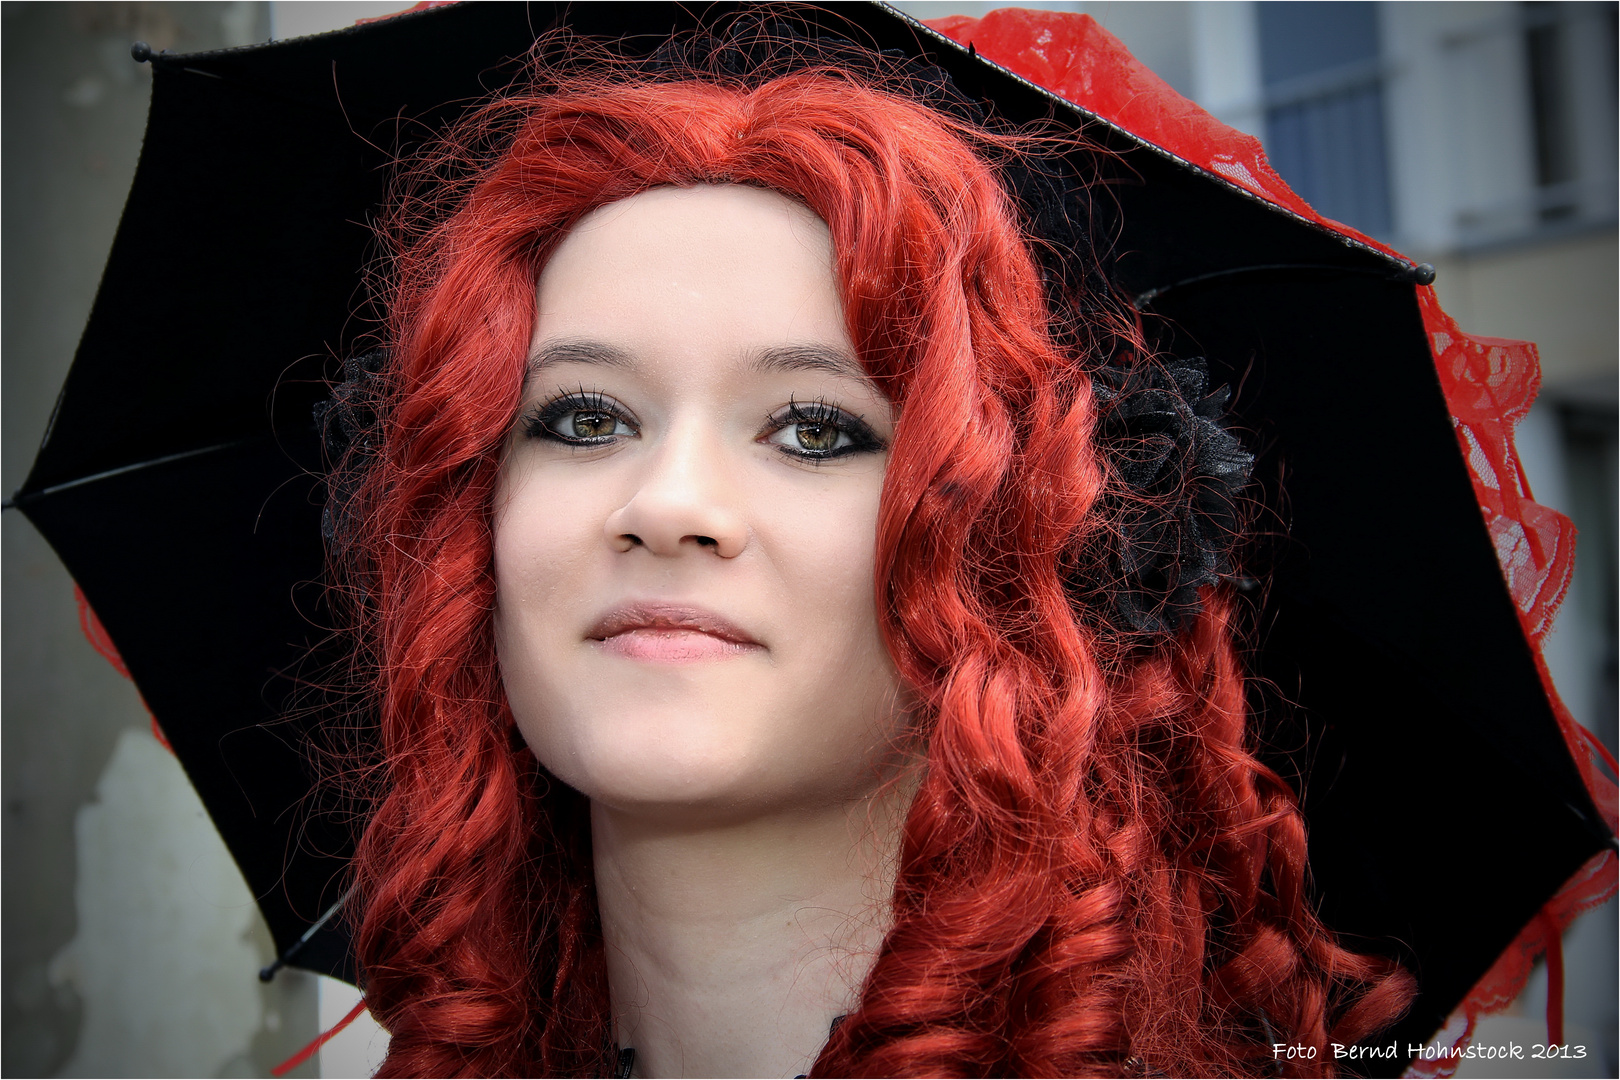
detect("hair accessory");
top-left (999, 131), bottom-right (1256, 644)
top-left (1068, 354), bottom-right (1253, 641)
top-left (313, 346), bottom-right (389, 552)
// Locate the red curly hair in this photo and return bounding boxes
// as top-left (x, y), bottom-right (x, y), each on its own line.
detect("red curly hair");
top-left (340, 61), bottom-right (1413, 1078)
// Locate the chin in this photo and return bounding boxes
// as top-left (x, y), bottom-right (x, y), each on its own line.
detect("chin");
top-left (527, 709), bottom-right (765, 803)
top-left (525, 713), bottom-right (892, 822)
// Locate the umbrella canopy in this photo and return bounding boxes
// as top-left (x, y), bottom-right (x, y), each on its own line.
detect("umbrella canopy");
top-left (12, 2), bottom-right (1612, 1069)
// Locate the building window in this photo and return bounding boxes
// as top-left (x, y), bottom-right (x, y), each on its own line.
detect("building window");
top-left (1257, 2), bottom-right (1393, 237)
top-left (1525, 2), bottom-right (1577, 218)
top-left (1442, 2), bottom-right (1618, 247)
top-left (1523, 1), bottom-right (1618, 227)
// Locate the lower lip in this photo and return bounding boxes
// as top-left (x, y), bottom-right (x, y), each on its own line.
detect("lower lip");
top-left (597, 629), bottom-right (760, 663)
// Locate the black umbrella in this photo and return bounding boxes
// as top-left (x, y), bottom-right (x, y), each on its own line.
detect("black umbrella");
top-left (10, 3), bottom-right (1611, 1071)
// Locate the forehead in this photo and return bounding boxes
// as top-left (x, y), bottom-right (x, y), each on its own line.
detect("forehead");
top-left (531, 185), bottom-right (848, 370)
top-left (552, 183), bottom-right (830, 263)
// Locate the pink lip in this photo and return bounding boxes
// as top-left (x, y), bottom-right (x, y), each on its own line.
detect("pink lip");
top-left (587, 603), bottom-right (763, 663)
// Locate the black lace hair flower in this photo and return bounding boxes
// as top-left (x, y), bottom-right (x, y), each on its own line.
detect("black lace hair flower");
top-left (999, 140), bottom-right (1255, 642)
top-left (1068, 354), bottom-right (1254, 642)
top-left (312, 346), bottom-right (388, 553)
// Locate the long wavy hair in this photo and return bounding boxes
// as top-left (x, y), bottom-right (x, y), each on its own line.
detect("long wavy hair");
top-left (336, 50), bottom-right (1413, 1078)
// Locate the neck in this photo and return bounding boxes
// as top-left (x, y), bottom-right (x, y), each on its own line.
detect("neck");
top-left (592, 786), bottom-right (911, 1079)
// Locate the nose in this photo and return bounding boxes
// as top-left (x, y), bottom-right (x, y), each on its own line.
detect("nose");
top-left (604, 425), bottom-right (749, 559)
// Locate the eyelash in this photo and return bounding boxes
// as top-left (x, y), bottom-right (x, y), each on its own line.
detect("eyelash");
top-left (518, 390), bottom-right (886, 461)
top-left (521, 389), bottom-right (637, 446)
top-left (762, 397), bottom-right (886, 461)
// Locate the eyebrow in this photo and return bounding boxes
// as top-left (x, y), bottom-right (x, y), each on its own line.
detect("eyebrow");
top-left (750, 344), bottom-right (868, 383)
top-left (526, 339), bottom-right (869, 386)
top-left (525, 339), bottom-right (634, 384)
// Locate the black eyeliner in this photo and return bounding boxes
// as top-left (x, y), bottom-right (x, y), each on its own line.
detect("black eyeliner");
top-left (762, 396), bottom-right (887, 460)
top-left (521, 387), bottom-right (637, 445)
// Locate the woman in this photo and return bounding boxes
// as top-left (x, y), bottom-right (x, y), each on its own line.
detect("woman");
top-left (326, 36), bottom-right (1412, 1078)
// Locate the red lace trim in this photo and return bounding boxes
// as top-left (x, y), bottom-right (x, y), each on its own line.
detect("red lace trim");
top-left (74, 584), bottom-right (171, 752)
top-left (354, 1), bottom-right (456, 28)
top-left (925, 4), bottom-right (1618, 1048)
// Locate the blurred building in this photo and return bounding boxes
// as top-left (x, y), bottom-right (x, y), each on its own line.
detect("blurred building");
top-left (5, 2), bottom-right (1614, 1076)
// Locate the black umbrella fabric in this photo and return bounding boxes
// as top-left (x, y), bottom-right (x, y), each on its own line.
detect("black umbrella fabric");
top-left (11, 2), bottom-right (1614, 1071)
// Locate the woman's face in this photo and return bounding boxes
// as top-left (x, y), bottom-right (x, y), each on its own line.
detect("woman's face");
top-left (494, 185), bottom-right (911, 821)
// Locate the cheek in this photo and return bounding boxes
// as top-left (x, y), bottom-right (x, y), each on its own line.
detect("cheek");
top-left (494, 468), bottom-right (571, 621)
top-left (491, 461), bottom-right (603, 740)
top-left (762, 476), bottom-right (895, 688)
top-left (493, 456), bottom-right (612, 607)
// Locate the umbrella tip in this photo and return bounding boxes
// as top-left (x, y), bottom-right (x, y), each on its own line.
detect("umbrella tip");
top-left (131, 41), bottom-right (153, 64)
top-left (1400, 262), bottom-right (1437, 286)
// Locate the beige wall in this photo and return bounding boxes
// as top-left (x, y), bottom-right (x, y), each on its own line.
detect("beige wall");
top-left (1431, 228), bottom-right (1620, 394)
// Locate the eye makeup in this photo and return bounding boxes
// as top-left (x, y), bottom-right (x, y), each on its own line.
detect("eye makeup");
top-left (521, 389), bottom-right (638, 446)
top-left (759, 398), bottom-right (887, 461)
top-left (519, 390), bottom-right (886, 463)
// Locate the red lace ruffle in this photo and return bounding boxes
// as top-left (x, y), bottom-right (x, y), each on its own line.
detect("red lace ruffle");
top-left (75, 583), bottom-right (170, 752)
top-left (924, 4), bottom-right (1617, 1055)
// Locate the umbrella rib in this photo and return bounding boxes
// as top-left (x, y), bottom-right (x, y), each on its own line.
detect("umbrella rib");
top-left (259, 885), bottom-right (354, 982)
top-left (11, 437), bottom-right (274, 506)
top-left (1133, 260), bottom-right (1434, 307)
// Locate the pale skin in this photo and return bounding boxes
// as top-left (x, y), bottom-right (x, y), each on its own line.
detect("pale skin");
top-left (493, 185), bottom-right (919, 1077)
